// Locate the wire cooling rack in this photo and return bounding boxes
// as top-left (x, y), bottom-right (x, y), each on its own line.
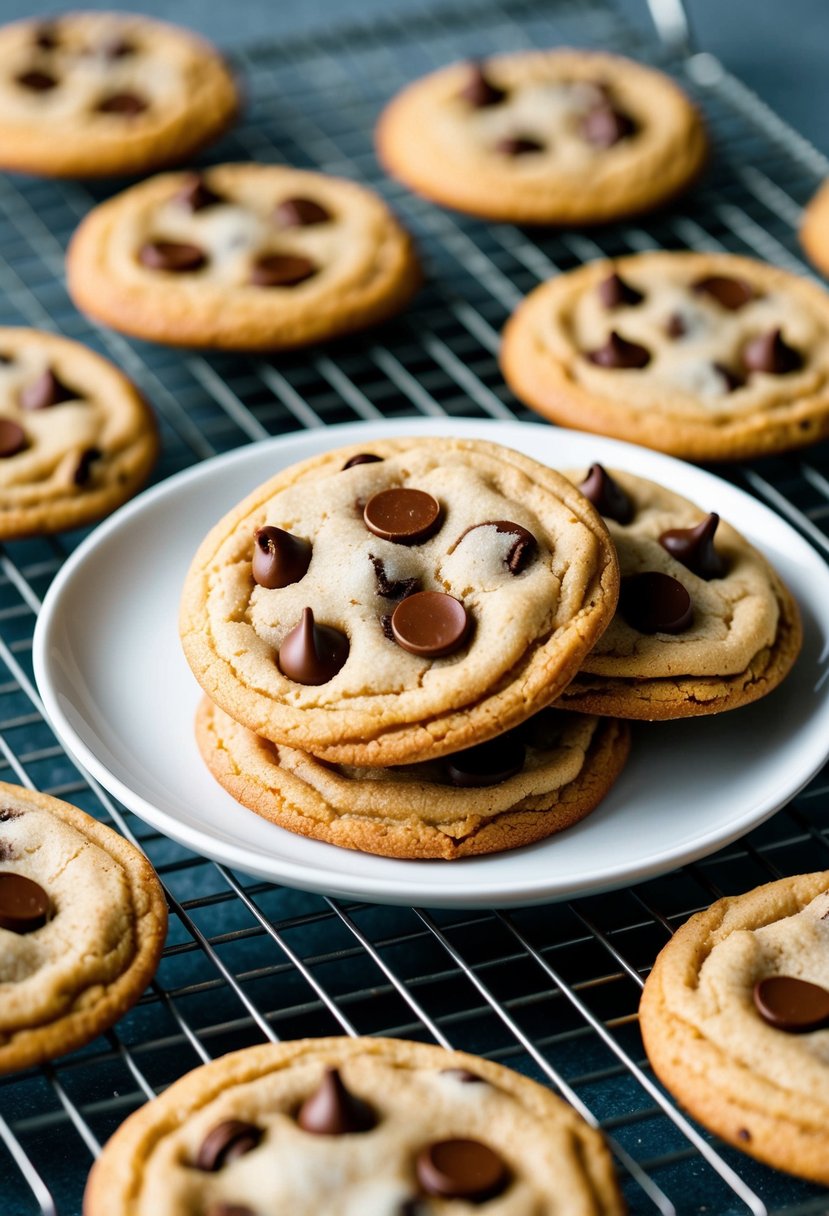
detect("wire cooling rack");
top-left (1, 1), bottom-right (829, 1213)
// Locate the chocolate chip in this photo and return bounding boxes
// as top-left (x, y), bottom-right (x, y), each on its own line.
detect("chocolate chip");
top-left (195, 1119), bottom-right (262, 1171)
top-left (252, 526), bottom-right (311, 589)
top-left (278, 608), bottom-right (349, 685)
top-left (586, 331), bottom-right (650, 369)
top-left (495, 135), bottom-right (544, 156)
top-left (398, 1202), bottom-right (426, 1216)
top-left (445, 733), bottom-right (525, 787)
top-left (578, 464), bottom-right (633, 525)
top-left (455, 520), bottom-right (537, 574)
top-left (0, 421), bottom-right (27, 458)
top-left (206, 1207), bottom-right (256, 1216)
top-left (459, 61), bottom-right (506, 107)
top-left (416, 1139), bottom-right (509, 1202)
top-left (15, 69), bottom-right (58, 92)
top-left (95, 92), bottom-right (148, 115)
top-left (737, 1128), bottom-right (752, 1143)
top-left (712, 362), bottom-right (745, 393)
top-left (0, 808), bottom-right (21, 821)
top-left (742, 328), bottom-right (802, 375)
top-left (620, 572), bottom-right (693, 635)
top-left (73, 447), bottom-right (102, 487)
top-left (665, 312), bottom-right (687, 339)
top-left (391, 591), bottom-right (470, 658)
top-left (0, 843), bottom-right (15, 862)
top-left (369, 555), bottom-right (420, 601)
top-left (250, 253), bottom-right (317, 288)
top-left (139, 240), bottom-right (207, 273)
top-left (100, 35), bottom-right (136, 59)
top-left (33, 24), bottom-right (59, 50)
top-left (753, 975), bottom-right (829, 1033)
top-left (693, 275), bottom-right (755, 311)
top-left (297, 1067), bottom-right (376, 1135)
top-left (363, 488), bottom-right (442, 545)
top-left (581, 105), bottom-right (635, 147)
top-left (0, 873), bottom-right (50, 933)
top-left (342, 453), bottom-right (383, 470)
top-left (598, 272), bottom-right (643, 309)
top-left (660, 512), bottom-right (727, 580)
top-left (440, 1068), bottom-right (487, 1083)
top-left (275, 197), bottom-right (331, 227)
top-left (174, 173), bottom-right (224, 213)
top-left (20, 369), bottom-right (78, 411)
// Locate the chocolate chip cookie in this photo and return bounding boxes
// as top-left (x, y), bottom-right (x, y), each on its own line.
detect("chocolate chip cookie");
top-left (196, 697), bottom-right (630, 859)
top-left (800, 180), bottom-right (829, 278)
top-left (555, 468), bottom-right (801, 719)
top-left (501, 252), bottom-right (829, 460)
top-left (0, 782), bottom-right (167, 1074)
top-left (84, 1035), bottom-right (625, 1215)
top-left (180, 437), bottom-right (619, 766)
top-left (0, 328), bottom-right (157, 538)
top-left (640, 871), bottom-right (829, 1184)
top-left (376, 50), bottom-right (706, 224)
top-left (0, 12), bottom-right (238, 178)
top-left (66, 164), bottom-right (421, 350)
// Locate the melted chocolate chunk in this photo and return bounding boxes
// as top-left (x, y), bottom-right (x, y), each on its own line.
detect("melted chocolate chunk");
top-left (737, 1128), bottom-right (752, 1143)
top-left (15, 69), bottom-right (58, 92)
top-left (252, 526), bottom-right (311, 589)
top-left (195, 1119), bottom-right (262, 1171)
top-left (363, 487), bottom-right (442, 545)
top-left (454, 520), bottom-right (537, 574)
top-left (0, 420), bottom-right (27, 458)
top-left (174, 173), bottom-right (224, 212)
top-left (459, 61), bottom-right (507, 107)
top-left (693, 275), bottom-right (755, 311)
top-left (33, 24), bottom-right (59, 50)
top-left (495, 135), bottom-right (544, 156)
top-left (587, 331), bottom-right (650, 370)
top-left (0, 872), bottom-right (50, 933)
top-left (342, 452), bottom-right (383, 470)
top-left (578, 464), bottom-right (633, 525)
top-left (0, 808), bottom-right (21, 821)
top-left (73, 446), bottom-right (102, 487)
top-left (742, 328), bottom-right (802, 375)
top-left (665, 312), bottom-right (687, 339)
top-left (445, 732), bottom-right (525, 787)
top-left (416, 1139), bottom-right (509, 1202)
top-left (95, 92), bottom-right (148, 115)
top-left (139, 240), bottom-right (207, 273)
top-left (20, 369), bottom-right (78, 411)
top-left (275, 197), bottom-right (331, 227)
top-left (369, 555), bottom-right (420, 601)
top-left (753, 975), bottom-right (829, 1033)
top-left (278, 608), bottom-right (349, 684)
top-left (598, 272), bottom-right (643, 310)
top-left (390, 591), bottom-right (470, 658)
top-left (250, 253), bottom-right (317, 288)
top-left (712, 362), bottom-right (745, 393)
top-left (100, 35), bottom-right (137, 59)
top-left (660, 512), bottom-right (727, 579)
top-left (581, 105), bottom-right (635, 147)
top-left (620, 572), bottom-right (693, 635)
top-left (297, 1067), bottom-right (376, 1135)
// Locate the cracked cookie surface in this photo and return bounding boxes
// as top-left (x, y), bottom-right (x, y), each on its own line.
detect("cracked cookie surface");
top-left (180, 437), bottom-right (619, 766)
top-left (640, 871), bottom-right (829, 1184)
top-left (85, 1035), bottom-right (625, 1216)
top-left (67, 163), bottom-right (421, 350)
top-left (501, 252), bottom-right (829, 460)
top-left (0, 782), bottom-right (167, 1074)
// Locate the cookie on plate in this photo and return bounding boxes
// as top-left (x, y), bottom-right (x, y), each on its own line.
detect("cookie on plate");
top-left (501, 252), bottom-right (829, 460)
top-left (180, 437), bottom-right (619, 766)
top-left (555, 467), bottom-right (801, 719)
top-left (799, 180), bottom-right (829, 278)
top-left (0, 782), bottom-right (167, 1074)
top-left (0, 12), bottom-right (238, 178)
top-left (66, 164), bottom-right (421, 351)
top-left (85, 1035), bottom-right (625, 1214)
top-left (640, 871), bottom-right (829, 1184)
top-left (197, 697), bottom-right (630, 859)
top-left (376, 49), bottom-right (706, 224)
top-left (0, 328), bottom-right (158, 538)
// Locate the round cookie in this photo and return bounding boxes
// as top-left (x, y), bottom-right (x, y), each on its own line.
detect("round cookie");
top-left (800, 180), bottom-right (829, 278)
top-left (84, 1035), bottom-right (625, 1215)
top-left (555, 468), bottom-right (801, 720)
top-left (179, 436), bottom-right (620, 766)
top-left (197, 698), bottom-right (630, 860)
top-left (0, 328), bottom-right (158, 538)
top-left (0, 782), bottom-right (167, 1074)
top-left (66, 164), bottom-right (422, 351)
top-left (501, 252), bottom-right (829, 461)
top-left (639, 871), bottom-right (829, 1184)
top-left (0, 12), bottom-right (238, 178)
top-left (376, 50), bottom-right (706, 225)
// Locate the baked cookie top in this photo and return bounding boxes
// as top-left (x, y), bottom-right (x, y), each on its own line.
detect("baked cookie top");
top-left (67, 163), bottom-right (421, 351)
top-left (197, 698), bottom-right (630, 859)
top-left (376, 50), bottom-right (706, 224)
top-left (640, 871), bottom-right (829, 1184)
top-left (0, 12), bottom-right (238, 177)
top-left (84, 1035), bottom-right (625, 1215)
top-left (180, 437), bottom-right (619, 766)
top-left (501, 252), bottom-right (829, 460)
top-left (556, 468), bottom-right (801, 718)
top-left (0, 782), bottom-right (167, 1074)
top-left (0, 327), bottom-right (158, 538)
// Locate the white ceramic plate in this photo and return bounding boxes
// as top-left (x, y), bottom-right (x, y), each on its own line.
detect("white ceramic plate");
top-left (33, 418), bottom-right (829, 907)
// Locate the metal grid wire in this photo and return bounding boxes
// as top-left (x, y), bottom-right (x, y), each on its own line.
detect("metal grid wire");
top-left (1, 1), bottom-right (829, 1212)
